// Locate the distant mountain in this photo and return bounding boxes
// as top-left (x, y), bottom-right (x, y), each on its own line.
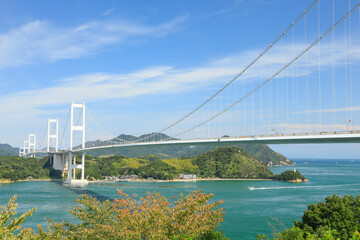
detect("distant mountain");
top-left (83, 133), bottom-right (176, 149)
top-left (0, 143), bottom-right (18, 156)
top-left (84, 133), bottom-right (294, 166)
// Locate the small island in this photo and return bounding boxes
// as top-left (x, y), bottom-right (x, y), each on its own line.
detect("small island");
top-left (273, 169), bottom-right (308, 182)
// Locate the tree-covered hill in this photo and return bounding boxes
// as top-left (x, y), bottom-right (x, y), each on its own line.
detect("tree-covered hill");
top-left (0, 147), bottom-right (302, 181)
top-left (194, 147), bottom-right (274, 179)
top-left (83, 133), bottom-right (293, 166)
top-left (0, 133), bottom-right (293, 167)
top-left (0, 156), bottom-right (62, 181)
top-left (273, 170), bottom-right (307, 182)
top-left (83, 147), bottom-right (273, 180)
top-left (84, 155), bottom-right (196, 180)
top-left (0, 143), bottom-right (18, 156)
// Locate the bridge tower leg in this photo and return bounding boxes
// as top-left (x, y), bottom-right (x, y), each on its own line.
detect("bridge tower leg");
top-left (68, 151), bottom-right (72, 182)
top-left (81, 152), bottom-right (85, 180)
top-left (19, 147), bottom-right (24, 157)
top-left (24, 140), bottom-right (29, 156)
top-left (66, 102), bottom-right (87, 185)
top-left (29, 134), bottom-right (36, 157)
top-left (47, 118), bottom-right (59, 152)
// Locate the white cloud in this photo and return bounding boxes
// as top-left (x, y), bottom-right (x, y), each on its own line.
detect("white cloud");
top-left (102, 7), bottom-right (115, 16)
top-left (305, 106), bottom-right (360, 114)
top-left (275, 123), bottom-right (359, 133)
top-left (1, 38), bottom-right (360, 118)
top-left (0, 16), bottom-right (186, 68)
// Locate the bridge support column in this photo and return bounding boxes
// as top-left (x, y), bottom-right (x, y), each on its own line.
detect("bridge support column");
top-left (73, 156), bottom-right (76, 179)
top-left (81, 152), bottom-right (85, 180)
top-left (19, 147), bottom-right (24, 157)
top-left (68, 151), bottom-right (72, 182)
top-left (24, 141), bottom-right (29, 155)
top-left (65, 151), bottom-right (87, 185)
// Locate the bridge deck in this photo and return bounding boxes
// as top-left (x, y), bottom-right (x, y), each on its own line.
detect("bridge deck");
top-left (31, 131), bottom-right (360, 155)
top-left (78, 131), bottom-right (360, 152)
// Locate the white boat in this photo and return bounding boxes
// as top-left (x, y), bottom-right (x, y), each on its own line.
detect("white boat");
top-left (248, 187), bottom-right (255, 190)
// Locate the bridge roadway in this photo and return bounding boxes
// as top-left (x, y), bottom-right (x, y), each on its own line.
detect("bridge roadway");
top-left (50, 130), bottom-right (360, 154)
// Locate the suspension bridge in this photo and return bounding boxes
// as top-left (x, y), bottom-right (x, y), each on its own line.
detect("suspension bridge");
top-left (18, 0), bottom-right (360, 184)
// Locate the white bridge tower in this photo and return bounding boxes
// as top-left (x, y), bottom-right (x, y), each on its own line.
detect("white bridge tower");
top-left (67, 102), bottom-right (87, 184)
top-left (23, 140), bottom-right (29, 156)
top-left (19, 147), bottom-right (25, 157)
top-left (28, 134), bottom-right (36, 157)
top-left (47, 118), bottom-right (59, 152)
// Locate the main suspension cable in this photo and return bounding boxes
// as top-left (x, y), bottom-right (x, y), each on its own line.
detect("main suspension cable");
top-left (134, 0), bottom-right (320, 143)
top-left (170, 2), bottom-right (360, 139)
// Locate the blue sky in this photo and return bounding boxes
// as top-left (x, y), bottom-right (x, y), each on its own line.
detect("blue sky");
top-left (1, 0), bottom-right (360, 159)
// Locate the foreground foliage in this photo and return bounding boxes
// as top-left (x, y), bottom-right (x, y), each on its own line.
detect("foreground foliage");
top-left (0, 195), bottom-right (36, 239)
top-left (0, 191), bottom-right (228, 239)
top-left (258, 194), bottom-right (360, 240)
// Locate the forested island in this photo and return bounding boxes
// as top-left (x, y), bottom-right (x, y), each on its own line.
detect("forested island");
top-left (273, 170), bottom-right (308, 182)
top-left (0, 146), bottom-right (305, 182)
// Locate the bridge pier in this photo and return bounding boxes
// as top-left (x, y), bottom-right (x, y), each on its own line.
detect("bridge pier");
top-left (65, 151), bottom-right (88, 185)
top-left (81, 152), bottom-right (85, 180)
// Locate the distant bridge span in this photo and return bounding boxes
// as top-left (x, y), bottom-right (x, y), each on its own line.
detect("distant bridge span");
top-left (54, 131), bottom-right (360, 153)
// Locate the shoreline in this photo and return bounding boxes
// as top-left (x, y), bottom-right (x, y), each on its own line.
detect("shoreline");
top-left (92, 178), bottom-right (274, 183)
top-left (0, 178), bottom-right (63, 184)
top-left (1, 177), bottom-right (309, 184)
top-left (1, 178), bottom-right (274, 184)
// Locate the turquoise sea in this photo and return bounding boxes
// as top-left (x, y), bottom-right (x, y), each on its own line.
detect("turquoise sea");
top-left (1, 159), bottom-right (360, 239)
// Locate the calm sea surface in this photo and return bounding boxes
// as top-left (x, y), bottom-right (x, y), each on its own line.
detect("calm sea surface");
top-left (1, 159), bottom-right (360, 239)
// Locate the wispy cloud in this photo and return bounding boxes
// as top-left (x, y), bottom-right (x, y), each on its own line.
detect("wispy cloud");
top-left (1, 38), bottom-right (360, 115)
top-left (275, 123), bottom-right (359, 132)
top-left (0, 16), bottom-right (186, 68)
top-left (102, 7), bottom-right (115, 16)
top-left (305, 106), bottom-right (360, 114)
top-left (0, 65), bottom-right (239, 115)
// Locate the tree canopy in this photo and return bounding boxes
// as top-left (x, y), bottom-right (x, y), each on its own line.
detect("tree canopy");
top-left (258, 194), bottom-right (360, 240)
top-left (0, 191), bottom-right (228, 240)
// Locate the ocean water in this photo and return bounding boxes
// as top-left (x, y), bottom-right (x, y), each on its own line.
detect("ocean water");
top-left (1, 159), bottom-right (360, 239)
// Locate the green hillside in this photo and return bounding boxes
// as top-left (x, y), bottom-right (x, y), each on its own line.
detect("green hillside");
top-left (0, 156), bottom-right (61, 181)
top-left (83, 147), bottom-right (273, 180)
top-left (84, 133), bottom-right (294, 166)
top-left (0, 143), bottom-right (18, 156)
top-left (0, 147), bottom-right (299, 181)
top-left (194, 147), bottom-right (273, 179)
top-left (0, 133), bottom-right (293, 167)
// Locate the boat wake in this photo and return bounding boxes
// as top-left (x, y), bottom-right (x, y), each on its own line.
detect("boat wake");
top-left (248, 183), bottom-right (360, 190)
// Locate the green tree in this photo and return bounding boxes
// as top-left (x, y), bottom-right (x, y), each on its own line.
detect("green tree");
top-left (45, 190), bottom-right (226, 239)
top-left (258, 194), bottom-right (360, 240)
top-left (0, 195), bottom-right (36, 239)
top-left (295, 194), bottom-right (360, 240)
